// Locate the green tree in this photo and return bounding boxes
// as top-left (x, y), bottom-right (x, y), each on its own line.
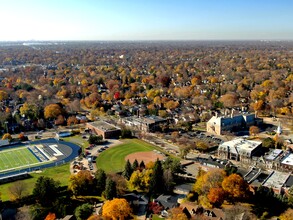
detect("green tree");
top-left (104, 178), bottom-right (117, 200)
top-left (32, 176), bottom-right (60, 207)
top-left (162, 157), bottom-right (182, 174)
top-left (20, 102), bottom-right (40, 120)
top-left (95, 169), bottom-right (106, 196)
top-left (74, 203), bottom-right (93, 220)
top-left (123, 159), bottom-right (133, 180)
top-left (132, 159), bottom-right (139, 171)
top-left (262, 137), bottom-right (275, 148)
top-left (121, 127), bottom-right (132, 138)
top-left (149, 159), bottom-right (164, 197)
top-left (88, 134), bottom-right (103, 145)
top-left (139, 160), bottom-right (145, 170)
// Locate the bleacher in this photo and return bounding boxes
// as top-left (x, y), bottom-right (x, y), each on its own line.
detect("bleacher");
top-left (43, 144), bottom-right (56, 157)
top-left (28, 145), bottom-right (49, 162)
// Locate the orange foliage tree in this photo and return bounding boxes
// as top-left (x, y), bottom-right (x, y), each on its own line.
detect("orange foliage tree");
top-left (45, 213), bottom-right (56, 220)
top-left (207, 187), bottom-right (226, 207)
top-left (102, 198), bottom-right (132, 220)
top-left (222, 174), bottom-right (251, 201)
top-left (44, 103), bottom-right (64, 119)
top-left (249, 126), bottom-right (260, 136)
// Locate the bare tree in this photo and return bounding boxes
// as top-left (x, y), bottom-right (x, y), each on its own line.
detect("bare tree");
top-left (9, 181), bottom-right (28, 200)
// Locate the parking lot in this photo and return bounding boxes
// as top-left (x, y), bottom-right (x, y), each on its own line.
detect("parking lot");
top-left (71, 139), bottom-right (122, 174)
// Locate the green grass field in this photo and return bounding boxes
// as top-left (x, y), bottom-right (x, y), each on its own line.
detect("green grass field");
top-left (63, 135), bottom-right (89, 150)
top-left (96, 139), bottom-right (162, 173)
top-left (0, 147), bottom-right (39, 172)
top-left (0, 163), bottom-right (71, 201)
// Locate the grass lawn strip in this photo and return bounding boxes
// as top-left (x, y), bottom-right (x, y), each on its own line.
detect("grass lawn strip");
top-left (96, 139), bottom-right (162, 173)
top-left (0, 162), bottom-right (71, 201)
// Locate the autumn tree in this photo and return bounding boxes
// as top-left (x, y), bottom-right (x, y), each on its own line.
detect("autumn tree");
top-left (168, 207), bottom-right (189, 220)
top-left (128, 169), bottom-right (153, 191)
top-left (44, 103), bottom-right (64, 119)
top-left (20, 102), bottom-right (40, 119)
top-left (8, 181), bottom-right (28, 200)
top-left (222, 173), bottom-right (251, 202)
top-left (219, 92), bottom-right (238, 108)
top-left (2, 133), bottom-right (12, 140)
top-left (55, 114), bottom-right (65, 125)
top-left (45, 212), bottom-right (56, 220)
top-left (69, 170), bottom-right (94, 196)
top-left (0, 90), bottom-right (8, 101)
top-left (102, 198), bottom-right (132, 220)
top-left (207, 187), bottom-right (226, 207)
top-left (67, 116), bottom-right (79, 126)
top-left (108, 173), bottom-right (128, 196)
top-left (163, 168), bottom-right (174, 193)
top-left (249, 126), bottom-right (260, 136)
top-left (280, 208), bottom-right (293, 220)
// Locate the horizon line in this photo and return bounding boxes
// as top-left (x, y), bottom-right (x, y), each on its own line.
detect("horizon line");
top-left (1, 39), bottom-right (293, 42)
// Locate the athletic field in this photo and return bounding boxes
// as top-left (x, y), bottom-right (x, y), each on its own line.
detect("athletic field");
top-left (96, 139), bottom-right (162, 173)
top-left (0, 147), bottom-right (39, 172)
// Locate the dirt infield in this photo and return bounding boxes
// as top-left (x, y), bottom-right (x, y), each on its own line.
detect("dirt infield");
top-left (125, 151), bottom-right (166, 164)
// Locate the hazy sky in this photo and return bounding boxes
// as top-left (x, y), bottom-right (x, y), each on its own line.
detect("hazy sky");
top-left (0, 0), bottom-right (292, 41)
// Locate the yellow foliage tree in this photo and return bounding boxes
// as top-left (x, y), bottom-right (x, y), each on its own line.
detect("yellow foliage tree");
top-left (279, 208), bottom-right (293, 220)
top-left (102, 198), bottom-right (132, 220)
top-left (44, 104), bottom-right (63, 119)
top-left (168, 207), bottom-right (188, 220)
top-left (2, 133), bottom-right (12, 140)
top-left (0, 90), bottom-right (8, 101)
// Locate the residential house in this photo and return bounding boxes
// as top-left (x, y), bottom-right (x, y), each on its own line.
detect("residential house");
top-left (123, 193), bottom-right (149, 217)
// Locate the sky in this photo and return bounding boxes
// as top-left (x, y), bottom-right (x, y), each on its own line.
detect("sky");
top-left (0, 0), bottom-right (293, 41)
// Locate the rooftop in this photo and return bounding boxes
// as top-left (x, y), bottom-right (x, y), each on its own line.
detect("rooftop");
top-left (124, 115), bottom-right (167, 125)
top-left (262, 171), bottom-right (290, 189)
top-left (218, 138), bottom-right (262, 155)
top-left (281, 153), bottom-right (293, 166)
top-left (266, 149), bottom-right (283, 161)
top-left (88, 121), bottom-right (120, 132)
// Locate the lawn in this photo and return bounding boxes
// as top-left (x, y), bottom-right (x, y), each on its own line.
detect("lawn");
top-left (96, 139), bottom-right (162, 173)
top-left (63, 135), bottom-right (90, 150)
top-left (0, 147), bottom-right (40, 172)
top-left (0, 163), bottom-right (71, 201)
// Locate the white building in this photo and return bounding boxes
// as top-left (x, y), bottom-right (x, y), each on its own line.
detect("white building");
top-left (218, 138), bottom-right (262, 162)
